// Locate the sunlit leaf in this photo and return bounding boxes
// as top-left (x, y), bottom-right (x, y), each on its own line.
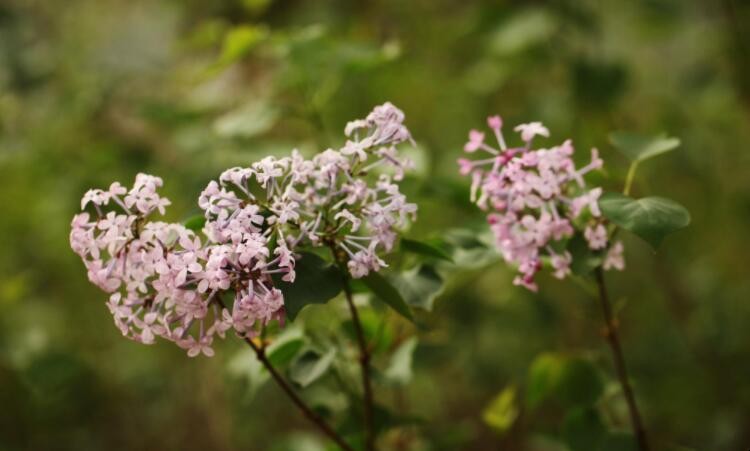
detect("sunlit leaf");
top-left (599, 193), bottom-right (691, 248)
top-left (482, 385), bottom-right (520, 435)
top-left (384, 337), bottom-right (418, 385)
top-left (289, 348), bottom-right (336, 388)
top-left (361, 272), bottom-right (414, 321)
top-left (392, 265), bottom-right (444, 312)
top-left (609, 131), bottom-right (680, 163)
top-left (218, 25), bottom-right (269, 66)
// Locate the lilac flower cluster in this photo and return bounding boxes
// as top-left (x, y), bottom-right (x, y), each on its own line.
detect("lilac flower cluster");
top-left (458, 116), bottom-right (624, 291)
top-left (70, 103), bottom-right (416, 356)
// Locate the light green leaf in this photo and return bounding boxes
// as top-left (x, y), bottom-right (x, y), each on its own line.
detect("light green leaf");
top-left (218, 25), bottom-right (269, 66)
top-left (384, 337), bottom-right (418, 385)
top-left (361, 272), bottom-right (414, 321)
top-left (400, 238), bottom-right (453, 262)
top-left (273, 252), bottom-right (343, 321)
top-left (289, 348), bottom-right (336, 388)
top-left (391, 265), bottom-right (444, 312)
top-left (482, 385), bottom-right (520, 434)
top-left (599, 193), bottom-right (691, 248)
top-left (609, 131), bottom-right (680, 163)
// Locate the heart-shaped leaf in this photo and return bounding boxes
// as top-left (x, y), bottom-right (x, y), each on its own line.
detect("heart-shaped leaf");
top-left (391, 265), bottom-right (445, 311)
top-left (361, 272), bottom-right (414, 321)
top-left (289, 348), bottom-right (336, 388)
top-left (609, 131), bottom-right (680, 163)
top-left (273, 252), bottom-right (343, 321)
top-left (599, 193), bottom-right (691, 249)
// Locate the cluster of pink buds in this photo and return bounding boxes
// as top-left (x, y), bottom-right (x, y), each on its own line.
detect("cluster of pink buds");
top-left (458, 116), bottom-right (624, 291)
top-left (70, 103), bottom-right (417, 356)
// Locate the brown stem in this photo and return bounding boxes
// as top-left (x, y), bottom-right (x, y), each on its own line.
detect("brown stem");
top-left (243, 337), bottom-right (355, 451)
top-left (342, 277), bottom-right (376, 451)
top-left (328, 243), bottom-right (376, 451)
top-left (594, 267), bottom-right (650, 451)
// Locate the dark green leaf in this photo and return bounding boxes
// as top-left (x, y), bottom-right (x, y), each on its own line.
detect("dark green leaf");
top-left (599, 193), bottom-right (691, 248)
top-left (598, 433), bottom-right (638, 451)
top-left (609, 131), bottom-right (680, 163)
top-left (566, 233), bottom-right (602, 276)
top-left (273, 252), bottom-right (343, 321)
top-left (563, 407), bottom-right (607, 451)
top-left (557, 358), bottom-right (604, 407)
top-left (526, 354), bottom-right (603, 408)
top-left (400, 238), bottom-right (453, 262)
top-left (289, 348), bottom-right (336, 388)
top-left (361, 272), bottom-right (414, 321)
top-left (392, 265), bottom-right (444, 311)
top-left (267, 338), bottom-right (305, 367)
top-left (482, 385), bottom-right (520, 435)
top-left (183, 215), bottom-right (206, 232)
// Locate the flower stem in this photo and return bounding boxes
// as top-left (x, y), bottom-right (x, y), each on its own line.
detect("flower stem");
top-left (593, 267), bottom-right (650, 451)
top-left (623, 161), bottom-right (639, 196)
top-left (243, 337), bottom-right (355, 451)
top-left (328, 243), bottom-right (376, 451)
top-left (342, 275), bottom-right (376, 451)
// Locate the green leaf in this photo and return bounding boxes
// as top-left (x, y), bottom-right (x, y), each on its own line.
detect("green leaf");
top-left (273, 252), bottom-right (343, 321)
top-left (482, 385), bottom-right (520, 435)
top-left (218, 25), bottom-right (269, 66)
top-left (384, 337), bottom-right (418, 385)
top-left (183, 215), bottom-right (206, 232)
top-left (391, 265), bottom-right (444, 312)
top-left (526, 354), bottom-right (603, 408)
top-left (526, 353), bottom-right (565, 409)
top-left (563, 407), bottom-right (607, 451)
top-left (598, 433), bottom-right (638, 451)
top-left (267, 338), bottom-right (305, 367)
top-left (566, 233), bottom-right (602, 276)
top-left (361, 272), bottom-right (414, 321)
top-left (557, 358), bottom-right (604, 407)
top-left (609, 131), bottom-right (680, 163)
top-left (289, 348), bottom-right (336, 388)
top-left (400, 238), bottom-right (453, 262)
top-left (599, 193), bottom-right (691, 248)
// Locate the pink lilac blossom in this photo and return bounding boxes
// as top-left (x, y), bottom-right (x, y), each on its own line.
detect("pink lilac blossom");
top-left (458, 116), bottom-right (624, 291)
top-left (71, 174), bottom-right (286, 357)
top-left (71, 103), bottom-right (417, 356)
top-left (207, 102), bottom-right (417, 279)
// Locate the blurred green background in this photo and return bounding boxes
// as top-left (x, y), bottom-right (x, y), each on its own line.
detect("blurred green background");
top-left (2, 0), bottom-right (750, 450)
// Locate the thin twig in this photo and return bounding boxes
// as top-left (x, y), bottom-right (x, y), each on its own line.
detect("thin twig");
top-left (328, 243), bottom-right (376, 451)
top-left (594, 267), bottom-right (650, 451)
top-left (243, 337), bottom-right (355, 451)
top-left (215, 297), bottom-right (353, 450)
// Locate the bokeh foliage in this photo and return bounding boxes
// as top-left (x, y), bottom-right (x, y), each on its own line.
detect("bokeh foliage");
top-left (1, 0), bottom-right (750, 449)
